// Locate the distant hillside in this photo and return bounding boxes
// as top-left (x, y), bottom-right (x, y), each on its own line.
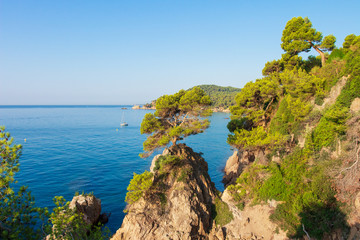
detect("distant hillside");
top-left (193, 85), bottom-right (241, 109)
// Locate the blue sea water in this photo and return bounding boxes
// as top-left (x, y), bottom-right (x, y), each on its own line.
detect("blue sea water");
top-left (0, 106), bottom-right (233, 233)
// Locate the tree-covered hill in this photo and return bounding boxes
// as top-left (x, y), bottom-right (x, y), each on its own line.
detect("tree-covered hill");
top-left (192, 85), bottom-right (241, 109)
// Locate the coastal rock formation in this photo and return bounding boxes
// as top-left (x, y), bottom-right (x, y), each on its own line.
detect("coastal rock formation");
top-left (69, 195), bottom-right (102, 225)
top-left (46, 194), bottom-right (108, 240)
top-left (112, 144), bottom-right (218, 240)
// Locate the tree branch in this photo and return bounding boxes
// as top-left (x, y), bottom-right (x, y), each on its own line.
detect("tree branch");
top-left (339, 140), bottom-right (360, 175)
top-left (302, 224), bottom-right (311, 240)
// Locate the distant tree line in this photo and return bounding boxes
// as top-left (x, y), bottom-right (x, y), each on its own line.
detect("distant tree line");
top-left (192, 85), bottom-right (241, 109)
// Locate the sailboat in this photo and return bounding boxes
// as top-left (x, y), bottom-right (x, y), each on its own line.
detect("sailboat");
top-left (120, 112), bottom-right (128, 127)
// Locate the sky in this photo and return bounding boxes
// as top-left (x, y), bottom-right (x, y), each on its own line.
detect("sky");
top-left (1, 0), bottom-right (359, 105)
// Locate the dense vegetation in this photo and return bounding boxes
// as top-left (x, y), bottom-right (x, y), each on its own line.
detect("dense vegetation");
top-left (227, 17), bottom-right (360, 239)
top-left (193, 85), bottom-right (241, 109)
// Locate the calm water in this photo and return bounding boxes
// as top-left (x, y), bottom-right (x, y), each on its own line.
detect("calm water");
top-left (0, 106), bottom-right (233, 233)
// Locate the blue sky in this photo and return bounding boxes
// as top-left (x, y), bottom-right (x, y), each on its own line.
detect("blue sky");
top-left (1, 0), bottom-right (359, 105)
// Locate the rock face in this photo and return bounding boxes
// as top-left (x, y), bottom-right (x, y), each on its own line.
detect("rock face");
top-left (215, 190), bottom-right (288, 240)
top-left (314, 76), bottom-right (348, 111)
top-left (112, 144), bottom-right (218, 240)
top-left (222, 149), bottom-right (268, 188)
top-left (350, 97), bottom-right (360, 113)
top-left (69, 194), bottom-right (109, 225)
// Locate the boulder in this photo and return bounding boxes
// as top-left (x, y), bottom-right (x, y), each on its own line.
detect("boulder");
top-left (69, 195), bottom-right (102, 225)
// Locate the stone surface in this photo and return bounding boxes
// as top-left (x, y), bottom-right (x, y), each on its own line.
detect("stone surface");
top-left (314, 76), bottom-right (348, 111)
top-left (350, 98), bottom-right (360, 113)
top-left (149, 154), bottom-right (161, 173)
top-left (218, 193), bottom-right (288, 240)
top-left (69, 195), bottom-right (102, 225)
top-left (222, 149), bottom-right (268, 188)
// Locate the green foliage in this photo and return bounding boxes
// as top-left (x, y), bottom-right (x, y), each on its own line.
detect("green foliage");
top-left (230, 76), bottom-right (280, 125)
top-left (125, 171), bottom-right (153, 204)
top-left (227, 17), bottom-right (359, 239)
top-left (281, 17), bottom-right (335, 66)
top-left (0, 126), bottom-right (50, 240)
top-left (231, 147), bottom-right (346, 238)
top-left (321, 35), bottom-right (336, 50)
top-left (154, 155), bottom-right (181, 173)
top-left (269, 96), bottom-right (299, 135)
top-left (140, 87), bottom-right (212, 155)
top-left (211, 197), bottom-right (233, 226)
top-left (280, 69), bottom-right (324, 98)
top-left (342, 34), bottom-right (359, 50)
top-left (303, 55), bottom-right (322, 72)
top-left (228, 126), bottom-right (286, 151)
top-left (281, 53), bottom-right (304, 70)
top-left (193, 85), bottom-right (241, 109)
top-left (48, 196), bottom-right (110, 240)
top-left (281, 17), bottom-right (322, 55)
top-left (226, 118), bottom-right (252, 133)
top-left (228, 164), bottom-right (268, 203)
top-left (327, 49), bottom-right (345, 62)
top-left (262, 59), bottom-right (284, 76)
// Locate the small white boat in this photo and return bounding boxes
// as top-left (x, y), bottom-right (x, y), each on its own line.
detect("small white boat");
top-left (121, 112), bottom-right (128, 127)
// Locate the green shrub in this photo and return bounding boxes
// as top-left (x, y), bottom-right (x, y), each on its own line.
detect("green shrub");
top-left (48, 196), bottom-right (110, 240)
top-left (327, 49), bottom-right (345, 62)
top-left (312, 105), bottom-right (348, 150)
top-left (236, 201), bottom-right (245, 211)
top-left (154, 155), bottom-right (181, 173)
top-left (125, 171), bottom-right (153, 204)
top-left (212, 198), bottom-right (233, 226)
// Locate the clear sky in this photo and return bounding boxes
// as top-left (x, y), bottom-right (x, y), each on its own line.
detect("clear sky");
top-left (1, 0), bottom-right (359, 105)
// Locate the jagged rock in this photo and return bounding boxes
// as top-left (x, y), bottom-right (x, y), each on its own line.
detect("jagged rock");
top-left (46, 194), bottom-right (108, 240)
top-left (222, 150), bottom-right (268, 188)
top-left (69, 195), bottom-right (102, 225)
top-left (350, 98), bottom-right (360, 113)
top-left (149, 154), bottom-right (161, 173)
top-left (112, 144), bottom-right (218, 240)
top-left (314, 76), bottom-right (348, 111)
top-left (222, 151), bottom-right (242, 187)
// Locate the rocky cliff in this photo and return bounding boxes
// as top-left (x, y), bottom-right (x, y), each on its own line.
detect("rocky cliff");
top-left (112, 144), bottom-right (218, 240)
top-left (112, 143), bottom-right (289, 240)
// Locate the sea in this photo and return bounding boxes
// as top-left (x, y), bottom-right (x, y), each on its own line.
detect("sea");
top-left (0, 105), bottom-right (233, 233)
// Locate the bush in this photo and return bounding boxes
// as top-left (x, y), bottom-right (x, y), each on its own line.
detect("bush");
top-left (212, 198), bottom-right (233, 226)
top-left (327, 49), bottom-right (345, 62)
top-left (312, 105), bottom-right (348, 150)
top-left (154, 155), bottom-right (181, 173)
top-left (125, 171), bottom-right (153, 204)
top-left (48, 196), bottom-right (110, 240)
top-left (0, 127), bottom-right (50, 240)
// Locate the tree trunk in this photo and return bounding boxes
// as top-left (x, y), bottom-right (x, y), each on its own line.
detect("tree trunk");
top-left (313, 46), bottom-right (326, 67)
top-left (171, 137), bottom-right (178, 146)
top-left (307, 40), bottom-right (326, 67)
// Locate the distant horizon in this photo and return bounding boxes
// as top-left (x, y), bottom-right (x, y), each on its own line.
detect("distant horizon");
top-left (0, 104), bottom-right (142, 107)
